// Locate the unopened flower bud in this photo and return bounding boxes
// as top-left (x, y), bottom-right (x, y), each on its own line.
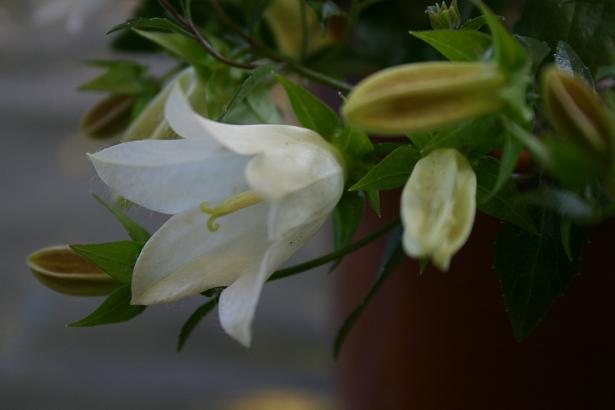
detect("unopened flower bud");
top-left (123, 67), bottom-right (207, 141)
top-left (81, 94), bottom-right (134, 139)
top-left (426, 0), bottom-right (461, 30)
top-left (401, 149), bottom-right (476, 271)
top-left (343, 62), bottom-right (507, 134)
top-left (543, 67), bottom-right (615, 160)
top-left (28, 246), bottom-right (121, 296)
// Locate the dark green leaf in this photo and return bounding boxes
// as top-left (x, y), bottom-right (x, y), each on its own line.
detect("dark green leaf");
top-left (331, 191), bottom-right (365, 271)
top-left (218, 63), bottom-right (278, 122)
top-left (495, 213), bottom-right (586, 341)
top-left (276, 75), bottom-right (341, 139)
top-left (365, 189), bottom-right (381, 217)
top-left (177, 297), bottom-right (219, 351)
top-left (461, 15), bottom-right (487, 30)
top-left (79, 60), bottom-right (153, 95)
top-left (70, 241), bottom-right (142, 284)
top-left (93, 194), bottom-right (150, 244)
top-left (474, 156), bottom-right (537, 233)
top-left (69, 285), bottom-right (146, 327)
top-left (107, 17), bottom-right (191, 37)
top-left (350, 146), bottom-right (420, 191)
top-left (516, 35), bottom-right (550, 72)
top-left (482, 134), bottom-right (522, 202)
top-left (410, 30), bottom-right (491, 61)
top-left (334, 224), bottom-right (404, 358)
top-left (554, 41), bottom-right (595, 88)
top-left (520, 187), bottom-right (600, 224)
top-left (134, 29), bottom-right (210, 66)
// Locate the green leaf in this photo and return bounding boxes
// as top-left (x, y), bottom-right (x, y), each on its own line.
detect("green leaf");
top-left (276, 75), bottom-right (341, 139)
top-left (330, 125), bottom-right (374, 184)
top-left (93, 194), bottom-right (150, 244)
top-left (69, 285), bottom-right (146, 327)
top-left (516, 0), bottom-right (615, 72)
top-left (350, 146), bottom-right (420, 191)
top-left (495, 212), bottom-right (586, 341)
top-left (474, 0), bottom-right (526, 70)
top-left (134, 29), bottom-right (209, 66)
top-left (79, 60), bottom-right (154, 95)
top-left (554, 41), bottom-right (595, 89)
top-left (515, 35), bottom-right (550, 72)
top-left (461, 15), bottom-right (487, 30)
top-left (107, 17), bottom-right (191, 37)
top-left (483, 134), bottom-right (522, 202)
top-left (520, 187), bottom-right (600, 225)
top-left (331, 191), bottom-right (365, 271)
top-left (410, 30), bottom-right (491, 61)
top-left (333, 224), bottom-right (404, 358)
top-left (218, 63), bottom-right (278, 122)
top-left (421, 116), bottom-right (503, 160)
top-left (365, 189), bottom-right (381, 217)
top-left (474, 156), bottom-right (537, 233)
top-left (177, 296), bottom-right (219, 352)
top-left (70, 241), bottom-right (142, 284)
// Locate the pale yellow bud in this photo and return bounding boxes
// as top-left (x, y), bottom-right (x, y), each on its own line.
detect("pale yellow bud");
top-left (343, 62), bottom-right (507, 134)
top-left (27, 246), bottom-right (121, 296)
top-left (401, 148), bottom-right (476, 271)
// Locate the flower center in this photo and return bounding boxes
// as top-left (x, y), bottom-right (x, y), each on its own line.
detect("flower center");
top-left (200, 190), bottom-right (262, 232)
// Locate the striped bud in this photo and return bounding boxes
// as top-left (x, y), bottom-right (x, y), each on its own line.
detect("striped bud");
top-left (342, 62), bottom-right (507, 134)
top-left (543, 67), bottom-right (615, 161)
top-left (28, 246), bottom-right (121, 296)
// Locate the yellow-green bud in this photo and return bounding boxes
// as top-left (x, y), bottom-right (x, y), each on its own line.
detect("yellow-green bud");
top-left (426, 0), bottom-right (461, 30)
top-left (27, 245), bottom-right (121, 296)
top-left (543, 67), bottom-right (615, 160)
top-left (81, 94), bottom-right (134, 139)
top-left (342, 62), bottom-right (507, 134)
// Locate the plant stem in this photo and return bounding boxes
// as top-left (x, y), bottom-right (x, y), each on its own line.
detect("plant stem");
top-left (269, 218), bottom-right (400, 281)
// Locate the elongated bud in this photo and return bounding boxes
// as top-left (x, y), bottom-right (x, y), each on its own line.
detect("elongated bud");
top-left (343, 62), bottom-right (507, 134)
top-left (401, 149), bottom-right (476, 271)
top-left (123, 67), bottom-right (207, 141)
top-left (28, 246), bottom-right (121, 296)
top-left (426, 0), bottom-right (460, 29)
top-left (264, 0), bottom-right (333, 59)
top-left (543, 67), bottom-right (615, 160)
top-left (81, 94), bottom-right (134, 139)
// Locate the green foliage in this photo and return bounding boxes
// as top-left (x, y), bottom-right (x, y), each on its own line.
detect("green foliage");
top-left (107, 17), bottom-right (191, 37)
top-left (410, 30), bottom-right (491, 61)
top-left (554, 41), bottom-right (595, 88)
top-left (79, 60), bottom-right (157, 95)
top-left (92, 194), bottom-right (151, 245)
top-left (276, 75), bottom-right (341, 139)
top-left (474, 156), bottom-right (536, 233)
top-left (177, 296), bottom-right (220, 351)
top-left (70, 241), bottom-right (142, 285)
top-left (331, 192), bottom-right (365, 270)
top-left (495, 212), bottom-right (586, 341)
top-left (334, 224), bottom-right (404, 358)
top-left (350, 146), bottom-right (420, 191)
top-left (69, 286), bottom-right (146, 327)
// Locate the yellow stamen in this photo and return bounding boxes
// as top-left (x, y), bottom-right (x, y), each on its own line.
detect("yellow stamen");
top-left (200, 190), bottom-right (262, 232)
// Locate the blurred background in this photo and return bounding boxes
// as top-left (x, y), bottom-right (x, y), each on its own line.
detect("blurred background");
top-left (0, 1), bottom-right (338, 409)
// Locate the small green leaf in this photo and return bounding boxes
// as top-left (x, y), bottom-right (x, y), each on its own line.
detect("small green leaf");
top-left (331, 192), bottom-right (365, 271)
top-left (70, 241), bottom-right (142, 284)
top-left (554, 41), bottom-right (595, 89)
top-left (461, 15), bottom-right (488, 30)
top-left (134, 29), bottom-right (209, 66)
top-left (495, 212), bottom-right (586, 341)
top-left (69, 285), bottom-right (146, 327)
top-left (177, 296), bottom-right (219, 352)
top-left (516, 35), bottom-right (550, 72)
top-left (107, 17), bottom-right (191, 37)
top-left (218, 63), bottom-right (278, 122)
top-left (350, 146), bottom-right (420, 191)
top-left (474, 0), bottom-right (526, 70)
top-left (482, 134), bottom-right (522, 202)
top-left (276, 75), bottom-right (341, 139)
top-left (79, 60), bottom-right (154, 95)
top-left (365, 190), bottom-right (381, 217)
top-left (334, 225), bottom-right (404, 358)
top-left (93, 194), bottom-right (150, 244)
top-left (474, 156), bottom-right (536, 233)
top-left (410, 30), bottom-right (491, 61)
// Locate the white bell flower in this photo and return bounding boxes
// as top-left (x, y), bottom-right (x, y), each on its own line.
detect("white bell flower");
top-left (88, 85), bottom-right (345, 346)
top-left (401, 148), bottom-right (476, 271)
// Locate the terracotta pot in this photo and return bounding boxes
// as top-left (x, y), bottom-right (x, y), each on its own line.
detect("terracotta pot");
top-left (335, 191), bottom-right (615, 409)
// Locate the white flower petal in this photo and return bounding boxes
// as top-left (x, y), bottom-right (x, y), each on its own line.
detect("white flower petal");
top-left (401, 148), bottom-right (476, 271)
top-left (132, 202), bottom-right (270, 305)
top-left (89, 139), bottom-right (249, 214)
top-left (219, 218), bottom-right (327, 346)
